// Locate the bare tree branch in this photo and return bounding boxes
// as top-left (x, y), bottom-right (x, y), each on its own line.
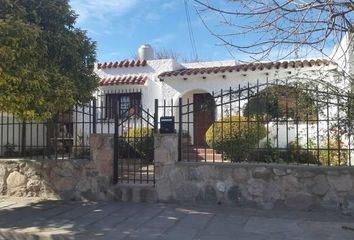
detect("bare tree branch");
top-left (193, 0), bottom-right (354, 62)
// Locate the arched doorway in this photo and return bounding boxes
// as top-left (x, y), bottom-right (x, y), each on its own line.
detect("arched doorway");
top-left (193, 93), bottom-right (215, 147)
top-left (177, 89), bottom-right (216, 148)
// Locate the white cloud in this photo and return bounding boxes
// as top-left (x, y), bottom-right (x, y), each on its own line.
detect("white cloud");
top-left (145, 12), bottom-right (161, 22)
top-left (161, 1), bottom-right (179, 10)
top-left (151, 34), bottom-right (175, 45)
top-left (70, 0), bottom-right (138, 23)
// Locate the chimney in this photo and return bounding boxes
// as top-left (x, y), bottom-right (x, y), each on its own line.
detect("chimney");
top-left (138, 44), bottom-right (154, 61)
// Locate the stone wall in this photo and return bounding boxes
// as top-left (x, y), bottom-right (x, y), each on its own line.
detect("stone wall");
top-left (155, 134), bottom-right (354, 213)
top-left (0, 134), bottom-right (114, 200)
top-left (3, 132), bottom-right (354, 213)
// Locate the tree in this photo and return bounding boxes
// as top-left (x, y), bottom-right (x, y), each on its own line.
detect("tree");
top-left (155, 48), bottom-right (206, 62)
top-left (193, 0), bottom-right (354, 61)
top-left (243, 85), bottom-right (318, 121)
top-left (132, 48), bottom-right (205, 62)
top-left (155, 48), bottom-right (181, 60)
top-left (193, 0), bottom-right (354, 136)
top-left (0, 0), bottom-right (98, 122)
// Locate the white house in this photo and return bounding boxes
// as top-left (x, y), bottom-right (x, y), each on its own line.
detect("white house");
top-left (95, 41), bottom-right (351, 116)
top-left (93, 39), bottom-right (352, 142)
top-left (1, 35), bottom-right (353, 164)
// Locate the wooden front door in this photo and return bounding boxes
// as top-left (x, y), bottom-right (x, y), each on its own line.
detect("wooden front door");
top-left (193, 93), bottom-right (215, 147)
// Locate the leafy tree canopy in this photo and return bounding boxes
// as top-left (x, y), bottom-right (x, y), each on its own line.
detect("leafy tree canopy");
top-left (243, 85), bottom-right (318, 121)
top-left (0, 0), bottom-right (98, 121)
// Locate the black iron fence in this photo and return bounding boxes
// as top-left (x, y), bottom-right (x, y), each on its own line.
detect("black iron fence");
top-left (0, 89), bottom-right (143, 160)
top-left (2, 83), bottom-right (353, 170)
top-left (113, 105), bottom-right (155, 184)
top-left (0, 89), bottom-right (157, 184)
top-left (158, 81), bottom-right (354, 167)
top-left (0, 105), bottom-right (94, 160)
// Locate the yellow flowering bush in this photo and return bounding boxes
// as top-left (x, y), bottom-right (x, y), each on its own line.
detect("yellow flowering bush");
top-left (205, 116), bottom-right (266, 162)
top-left (125, 127), bottom-right (154, 161)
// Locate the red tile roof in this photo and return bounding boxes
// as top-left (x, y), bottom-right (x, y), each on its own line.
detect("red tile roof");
top-left (158, 59), bottom-right (333, 79)
top-left (99, 75), bottom-right (147, 86)
top-left (97, 60), bottom-right (147, 69)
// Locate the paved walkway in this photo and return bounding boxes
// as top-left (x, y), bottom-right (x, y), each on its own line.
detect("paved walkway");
top-left (0, 197), bottom-right (354, 240)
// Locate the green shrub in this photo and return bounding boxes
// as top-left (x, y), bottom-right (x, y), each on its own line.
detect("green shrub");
top-left (223, 133), bottom-right (349, 166)
top-left (287, 140), bottom-right (320, 165)
top-left (243, 85), bottom-right (317, 122)
top-left (247, 142), bottom-right (285, 163)
top-left (3, 143), bottom-right (17, 157)
top-left (125, 127), bottom-right (154, 161)
top-left (284, 137), bottom-right (348, 166)
top-left (319, 138), bottom-right (348, 166)
top-left (117, 139), bottom-right (138, 158)
top-left (205, 116), bottom-right (267, 162)
top-left (247, 141), bottom-right (320, 165)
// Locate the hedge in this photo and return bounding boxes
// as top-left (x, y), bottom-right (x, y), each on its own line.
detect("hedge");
top-left (124, 127), bottom-right (154, 161)
top-left (319, 138), bottom-right (348, 166)
top-left (250, 138), bottom-right (349, 166)
top-left (205, 116), bottom-right (267, 162)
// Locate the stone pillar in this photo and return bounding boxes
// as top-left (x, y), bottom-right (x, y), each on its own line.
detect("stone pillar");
top-left (90, 134), bottom-right (114, 180)
top-left (154, 133), bottom-right (178, 202)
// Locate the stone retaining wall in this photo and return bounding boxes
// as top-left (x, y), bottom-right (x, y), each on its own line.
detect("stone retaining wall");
top-left (3, 132), bottom-right (354, 213)
top-left (0, 134), bottom-right (114, 200)
top-left (155, 134), bottom-right (354, 213)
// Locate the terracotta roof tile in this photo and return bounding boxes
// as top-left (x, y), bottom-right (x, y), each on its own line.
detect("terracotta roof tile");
top-left (158, 59), bottom-right (333, 79)
top-left (97, 60), bottom-right (147, 69)
top-left (99, 75), bottom-right (147, 86)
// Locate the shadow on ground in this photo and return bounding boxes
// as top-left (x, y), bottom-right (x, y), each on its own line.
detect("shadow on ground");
top-left (1, 198), bottom-right (354, 240)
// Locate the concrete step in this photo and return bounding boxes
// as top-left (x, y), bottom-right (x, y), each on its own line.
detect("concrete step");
top-left (181, 152), bottom-right (223, 161)
top-left (117, 169), bottom-right (154, 183)
top-left (110, 184), bottom-right (156, 203)
top-left (182, 147), bottom-right (216, 155)
top-left (181, 145), bottom-right (223, 161)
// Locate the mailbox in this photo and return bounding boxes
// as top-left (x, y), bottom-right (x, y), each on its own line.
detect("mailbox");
top-left (160, 116), bottom-right (175, 133)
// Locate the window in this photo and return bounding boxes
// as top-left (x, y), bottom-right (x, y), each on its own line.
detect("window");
top-left (106, 93), bottom-right (141, 119)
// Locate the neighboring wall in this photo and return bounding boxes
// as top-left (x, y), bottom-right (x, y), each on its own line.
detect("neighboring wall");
top-left (0, 114), bottom-right (46, 156)
top-left (0, 134), bottom-right (113, 200)
top-left (331, 32), bottom-right (354, 76)
top-left (155, 134), bottom-right (354, 213)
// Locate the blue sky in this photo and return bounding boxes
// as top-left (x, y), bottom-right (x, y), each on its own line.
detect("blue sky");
top-left (70, 0), bottom-right (333, 63)
top-left (70, 0), bottom-right (235, 63)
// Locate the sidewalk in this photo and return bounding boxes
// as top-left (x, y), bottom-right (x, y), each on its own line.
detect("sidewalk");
top-left (0, 197), bottom-right (353, 240)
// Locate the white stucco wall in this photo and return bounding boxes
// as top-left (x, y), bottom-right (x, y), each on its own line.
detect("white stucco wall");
top-left (95, 58), bottom-right (181, 113)
top-left (93, 54), bottom-right (345, 123)
top-left (85, 39), bottom-right (353, 163)
top-left (92, 57), bottom-right (343, 131)
top-left (0, 114), bottom-right (46, 156)
top-left (331, 32), bottom-right (354, 76)
top-left (181, 60), bottom-right (237, 68)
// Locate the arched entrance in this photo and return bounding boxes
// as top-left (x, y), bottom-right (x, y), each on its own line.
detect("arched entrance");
top-left (178, 89), bottom-right (215, 148)
top-left (193, 93), bottom-right (215, 147)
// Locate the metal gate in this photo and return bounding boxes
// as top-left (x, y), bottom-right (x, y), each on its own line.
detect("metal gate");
top-left (113, 105), bottom-right (155, 184)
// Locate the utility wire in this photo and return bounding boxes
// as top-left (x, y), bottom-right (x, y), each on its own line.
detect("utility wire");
top-left (184, 0), bottom-right (199, 61)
